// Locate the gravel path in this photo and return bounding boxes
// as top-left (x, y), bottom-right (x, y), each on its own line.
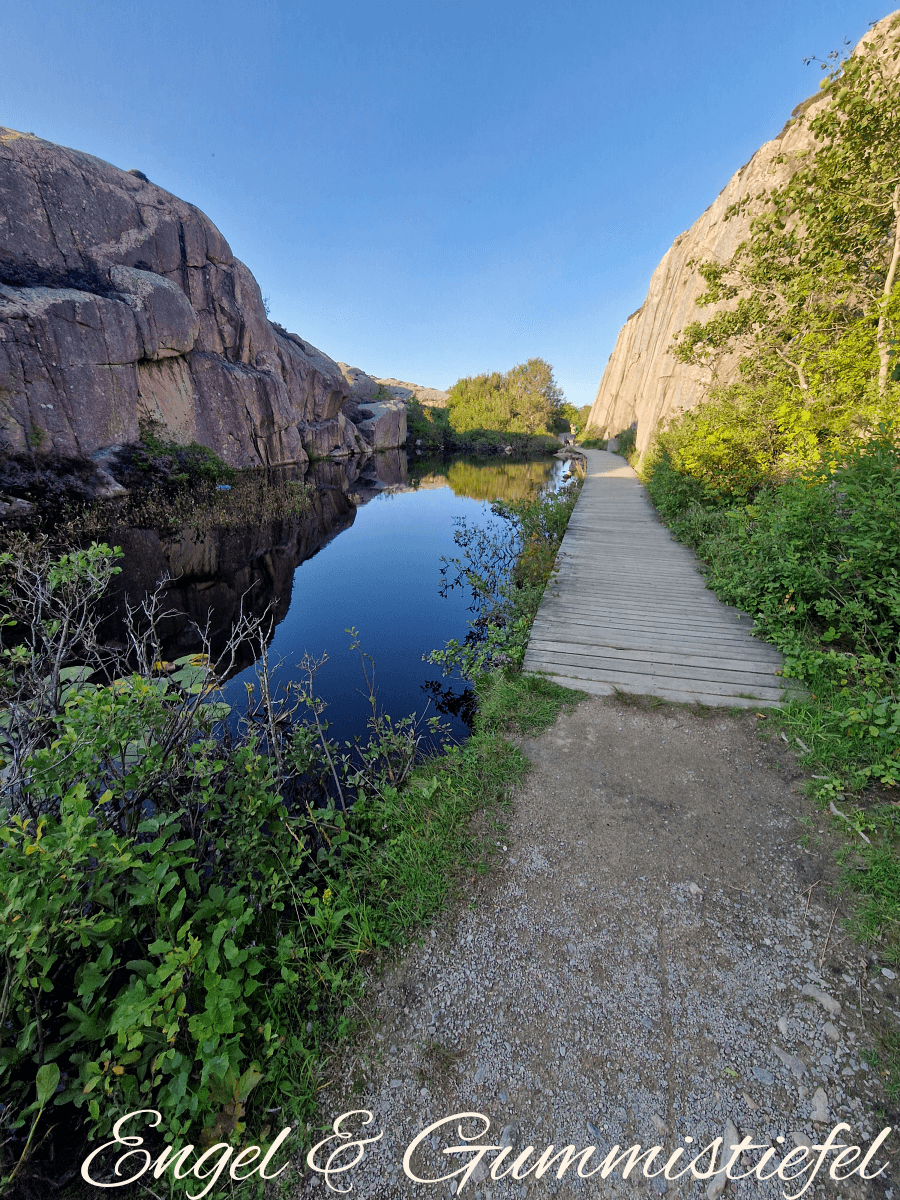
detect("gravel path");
top-left (290, 697), bottom-right (896, 1199)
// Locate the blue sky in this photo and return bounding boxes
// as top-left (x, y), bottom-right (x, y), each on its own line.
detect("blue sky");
top-left (3, 0), bottom-right (889, 406)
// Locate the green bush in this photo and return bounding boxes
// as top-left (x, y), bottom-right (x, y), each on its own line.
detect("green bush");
top-left (0, 542), bottom-right (440, 1182)
top-left (613, 425), bottom-right (637, 461)
top-left (116, 420), bottom-right (235, 488)
top-left (642, 430), bottom-right (900, 960)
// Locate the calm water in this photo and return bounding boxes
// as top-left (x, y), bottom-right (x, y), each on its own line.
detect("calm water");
top-left (108, 453), bottom-right (573, 746)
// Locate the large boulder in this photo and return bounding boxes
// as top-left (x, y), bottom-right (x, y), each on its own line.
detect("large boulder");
top-left (355, 396), bottom-right (407, 450)
top-left (0, 129), bottom-right (363, 471)
top-left (300, 411), bottom-right (368, 460)
top-left (335, 363), bottom-right (409, 449)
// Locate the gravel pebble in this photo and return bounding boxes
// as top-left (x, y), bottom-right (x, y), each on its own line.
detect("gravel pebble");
top-left (295, 700), bottom-right (884, 1199)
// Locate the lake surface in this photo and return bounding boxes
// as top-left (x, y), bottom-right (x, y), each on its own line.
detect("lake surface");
top-left (106, 452), bottom-right (573, 747)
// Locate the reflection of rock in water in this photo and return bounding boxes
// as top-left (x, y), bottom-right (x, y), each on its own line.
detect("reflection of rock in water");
top-left (94, 450), bottom-right (410, 675)
top-left (96, 488), bottom-right (356, 674)
top-left (307, 450), bottom-right (408, 504)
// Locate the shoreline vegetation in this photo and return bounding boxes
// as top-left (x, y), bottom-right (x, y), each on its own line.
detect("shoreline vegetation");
top-left (603, 30), bottom-right (900, 1107)
top-left (0, 411), bottom-right (575, 551)
top-left (0, 450), bottom-right (585, 1193)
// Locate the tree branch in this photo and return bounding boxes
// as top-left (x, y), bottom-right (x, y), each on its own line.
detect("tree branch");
top-left (877, 182), bottom-right (900, 393)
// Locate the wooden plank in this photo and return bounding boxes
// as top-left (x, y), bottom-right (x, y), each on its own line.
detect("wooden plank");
top-left (530, 614), bottom-right (781, 655)
top-left (524, 660), bottom-right (785, 701)
top-left (524, 448), bottom-right (792, 705)
top-left (537, 674), bottom-right (785, 709)
top-left (523, 654), bottom-right (786, 701)
top-left (526, 636), bottom-right (784, 677)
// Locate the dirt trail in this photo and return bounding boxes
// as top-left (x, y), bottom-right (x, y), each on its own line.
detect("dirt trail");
top-left (290, 697), bottom-right (896, 1198)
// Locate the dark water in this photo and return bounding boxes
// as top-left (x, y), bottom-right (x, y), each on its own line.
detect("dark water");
top-left (105, 452), bottom-right (573, 746)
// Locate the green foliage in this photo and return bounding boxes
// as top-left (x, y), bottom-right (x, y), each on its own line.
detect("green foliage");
top-left (642, 431), bottom-right (900, 961)
top-left (613, 426), bottom-right (637, 461)
top-left (407, 397), bottom-right (453, 448)
top-left (577, 434), bottom-right (608, 450)
top-left (666, 18), bottom-right (900, 490)
top-left (124, 420), bottom-right (236, 486)
top-left (427, 477), bottom-right (583, 679)
top-left (0, 523), bottom-right (583, 1188)
top-left (445, 358), bottom-right (564, 435)
top-left (406, 399), bottom-right (560, 458)
top-left (24, 425), bottom-right (45, 453)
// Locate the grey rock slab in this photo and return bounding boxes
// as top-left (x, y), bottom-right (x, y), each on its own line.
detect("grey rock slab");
top-left (772, 1044), bottom-right (808, 1081)
top-left (801, 983), bottom-right (842, 1018)
top-left (810, 1087), bottom-right (830, 1123)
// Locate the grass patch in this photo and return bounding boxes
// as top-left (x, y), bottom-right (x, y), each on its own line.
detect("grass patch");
top-left (475, 670), bottom-right (585, 736)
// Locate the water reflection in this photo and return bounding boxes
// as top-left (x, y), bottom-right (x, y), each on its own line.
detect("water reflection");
top-left (95, 486), bottom-right (357, 671)
top-left (101, 450), bottom-right (574, 740)
top-left (409, 456), bottom-right (558, 501)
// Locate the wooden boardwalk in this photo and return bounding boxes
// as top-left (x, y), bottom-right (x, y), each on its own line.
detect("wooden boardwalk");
top-left (524, 448), bottom-right (789, 707)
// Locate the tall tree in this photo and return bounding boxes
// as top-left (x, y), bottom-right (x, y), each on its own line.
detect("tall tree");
top-left (506, 358), bottom-right (564, 434)
top-left (446, 359), bottom-right (564, 435)
top-left (668, 16), bottom-right (900, 484)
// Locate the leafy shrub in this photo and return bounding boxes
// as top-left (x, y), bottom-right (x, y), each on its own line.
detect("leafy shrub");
top-left (577, 435), bottom-right (607, 450)
top-left (0, 541), bottom-right (445, 1185)
top-left (406, 397), bottom-right (453, 449)
top-left (613, 425), bottom-right (637, 461)
top-left (114, 421), bottom-right (234, 488)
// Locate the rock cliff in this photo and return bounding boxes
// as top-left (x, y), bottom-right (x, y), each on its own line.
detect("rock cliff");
top-left (587, 12), bottom-right (900, 458)
top-left (0, 129), bottom-right (401, 477)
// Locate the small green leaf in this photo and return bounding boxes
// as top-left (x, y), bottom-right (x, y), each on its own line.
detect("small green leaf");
top-left (36, 1063), bottom-right (60, 1107)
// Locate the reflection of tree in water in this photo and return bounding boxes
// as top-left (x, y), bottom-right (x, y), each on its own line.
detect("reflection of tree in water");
top-left (420, 678), bottom-right (477, 730)
top-left (409, 457), bottom-right (554, 502)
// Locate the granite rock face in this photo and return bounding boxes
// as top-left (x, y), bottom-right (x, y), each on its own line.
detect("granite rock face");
top-left (0, 129), bottom-right (371, 470)
top-left (587, 12), bottom-right (900, 459)
top-left (337, 365), bottom-right (447, 409)
top-left (374, 376), bottom-right (448, 407)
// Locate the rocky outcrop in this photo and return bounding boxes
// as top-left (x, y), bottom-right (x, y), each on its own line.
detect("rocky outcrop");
top-left (337, 365), bottom-right (447, 410)
top-left (0, 129), bottom-right (405, 475)
top-left (587, 12), bottom-right (900, 459)
top-left (337, 363), bottom-right (412, 448)
top-left (375, 377), bottom-right (448, 407)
